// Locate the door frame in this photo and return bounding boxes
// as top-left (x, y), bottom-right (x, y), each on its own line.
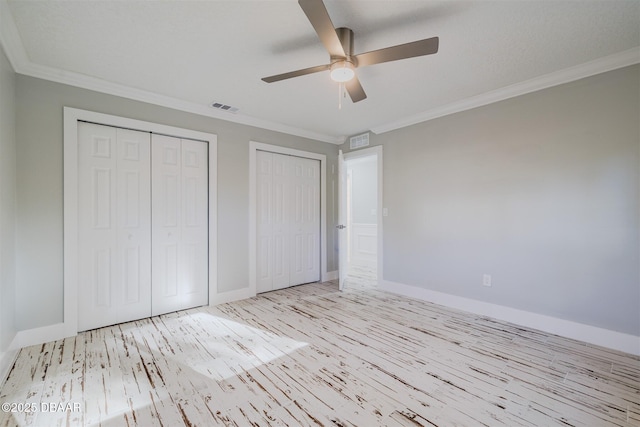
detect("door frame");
top-left (340, 145), bottom-right (383, 287)
top-left (249, 141), bottom-right (328, 297)
top-left (63, 107), bottom-right (218, 337)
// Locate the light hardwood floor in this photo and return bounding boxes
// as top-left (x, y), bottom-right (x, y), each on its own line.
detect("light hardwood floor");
top-left (1, 281), bottom-right (639, 426)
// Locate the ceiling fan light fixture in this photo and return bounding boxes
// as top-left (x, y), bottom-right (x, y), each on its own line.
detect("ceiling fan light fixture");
top-left (261, 0), bottom-right (439, 103)
top-left (330, 61), bottom-right (355, 82)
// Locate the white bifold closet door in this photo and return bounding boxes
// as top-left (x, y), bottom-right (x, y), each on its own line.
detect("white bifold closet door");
top-left (151, 134), bottom-right (208, 316)
top-left (256, 151), bottom-right (320, 293)
top-left (78, 123), bottom-right (152, 331)
top-left (77, 123), bottom-right (208, 331)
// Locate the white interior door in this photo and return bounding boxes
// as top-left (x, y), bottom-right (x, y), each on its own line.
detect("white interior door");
top-left (256, 151), bottom-right (320, 293)
top-left (78, 122), bottom-right (152, 331)
top-left (338, 150), bottom-right (347, 290)
top-left (346, 156), bottom-right (378, 271)
top-left (339, 147), bottom-right (383, 289)
top-left (151, 134), bottom-right (208, 316)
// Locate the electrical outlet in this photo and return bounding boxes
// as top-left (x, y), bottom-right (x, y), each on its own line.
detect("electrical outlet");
top-left (483, 274), bottom-right (492, 287)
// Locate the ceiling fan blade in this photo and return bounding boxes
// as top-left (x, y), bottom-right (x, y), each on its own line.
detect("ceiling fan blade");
top-left (346, 76), bottom-right (367, 103)
top-left (298, 0), bottom-right (346, 57)
top-left (354, 37), bottom-right (439, 67)
top-left (262, 64), bottom-right (331, 83)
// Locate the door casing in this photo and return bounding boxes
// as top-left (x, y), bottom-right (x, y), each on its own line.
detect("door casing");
top-left (255, 151), bottom-right (320, 293)
top-left (64, 107), bottom-right (218, 337)
top-left (249, 141), bottom-right (328, 297)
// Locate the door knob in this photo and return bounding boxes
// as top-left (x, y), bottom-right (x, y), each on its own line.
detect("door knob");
top-left (336, 224), bottom-right (346, 229)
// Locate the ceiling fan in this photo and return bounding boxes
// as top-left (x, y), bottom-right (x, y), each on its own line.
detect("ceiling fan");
top-left (261, 0), bottom-right (439, 103)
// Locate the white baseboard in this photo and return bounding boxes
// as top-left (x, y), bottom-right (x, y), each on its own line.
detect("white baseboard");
top-left (381, 280), bottom-right (640, 356)
top-left (324, 270), bottom-right (338, 281)
top-left (9, 286), bottom-right (260, 352)
top-left (14, 322), bottom-right (74, 350)
top-left (0, 334), bottom-right (20, 386)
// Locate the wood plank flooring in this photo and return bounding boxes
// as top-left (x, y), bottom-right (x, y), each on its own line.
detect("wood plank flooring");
top-left (1, 280), bottom-right (639, 426)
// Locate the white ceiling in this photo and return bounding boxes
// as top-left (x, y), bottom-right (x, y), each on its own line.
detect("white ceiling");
top-left (2, 0), bottom-right (639, 144)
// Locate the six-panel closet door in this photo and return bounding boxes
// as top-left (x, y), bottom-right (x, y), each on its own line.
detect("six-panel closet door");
top-left (289, 155), bottom-right (321, 286)
top-left (151, 134), bottom-right (208, 316)
top-left (256, 151), bottom-right (320, 293)
top-left (257, 151), bottom-right (290, 291)
top-left (77, 123), bottom-right (209, 331)
top-left (78, 122), bottom-right (152, 331)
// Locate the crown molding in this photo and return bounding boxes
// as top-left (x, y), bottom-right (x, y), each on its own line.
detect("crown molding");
top-left (0, 1), bottom-right (344, 145)
top-left (2, 0), bottom-right (637, 143)
top-left (370, 47), bottom-right (640, 135)
top-left (20, 63), bottom-right (346, 145)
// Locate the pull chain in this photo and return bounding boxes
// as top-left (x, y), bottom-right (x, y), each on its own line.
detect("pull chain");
top-left (338, 82), bottom-right (343, 110)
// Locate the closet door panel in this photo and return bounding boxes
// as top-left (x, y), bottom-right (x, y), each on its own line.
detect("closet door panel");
top-left (117, 129), bottom-right (152, 309)
top-left (151, 134), bottom-right (180, 311)
top-left (78, 123), bottom-right (151, 331)
top-left (179, 139), bottom-right (209, 305)
top-left (256, 151), bottom-right (293, 292)
top-left (289, 156), bottom-right (320, 286)
top-left (152, 135), bottom-right (208, 316)
top-left (271, 153), bottom-right (291, 290)
top-left (256, 151), bottom-right (274, 293)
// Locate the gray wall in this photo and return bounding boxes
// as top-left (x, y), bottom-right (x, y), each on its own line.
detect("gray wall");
top-left (0, 46), bottom-right (17, 353)
top-left (15, 75), bottom-right (339, 331)
top-left (10, 64), bottom-right (640, 336)
top-left (343, 65), bottom-right (640, 336)
top-left (349, 158), bottom-right (377, 224)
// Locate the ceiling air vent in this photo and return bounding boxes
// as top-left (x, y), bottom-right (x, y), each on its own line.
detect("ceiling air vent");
top-left (350, 132), bottom-right (369, 150)
top-left (210, 102), bottom-right (239, 114)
